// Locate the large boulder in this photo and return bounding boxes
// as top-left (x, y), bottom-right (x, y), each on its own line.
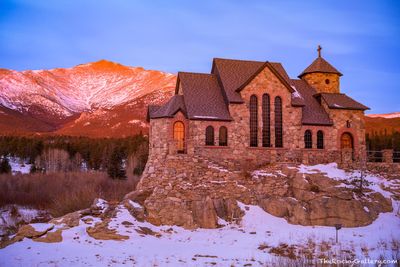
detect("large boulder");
top-left (122, 199), bottom-right (146, 222)
top-left (144, 195), bottom-right (196, 228)
top-left (259, 197), bottom-right (290, 218)
top-left (124, 189), bottom-right (153, 205)
top-left (191, 196), bottom-right (218, 228)
top-left (213, 198), bottom-right (244, 222)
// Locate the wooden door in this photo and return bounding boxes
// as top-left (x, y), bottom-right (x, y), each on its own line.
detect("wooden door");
top-left (173, 121), bottom-right (185, 153)
top-left (341, 133), bottom-right (353, 149)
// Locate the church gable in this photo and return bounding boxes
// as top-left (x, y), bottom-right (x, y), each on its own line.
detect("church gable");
top-left (237, 63), bottom-right (295, 102)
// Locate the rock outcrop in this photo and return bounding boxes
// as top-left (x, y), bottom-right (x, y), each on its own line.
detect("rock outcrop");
top-left (0, 199), bottom-right (124, 248)
top-left (131, 154), bottom-right (393, 228)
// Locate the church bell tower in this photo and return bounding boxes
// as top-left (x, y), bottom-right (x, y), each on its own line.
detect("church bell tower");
top-left (299, 45), bottom-right (343, 94)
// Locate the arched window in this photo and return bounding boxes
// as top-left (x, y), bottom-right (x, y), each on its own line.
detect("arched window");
top-left (274, 96), bottom-right (283, 147)
top-left (205, 126), bottom-right (214, 146)
top-left (317, 130), bottom-right (324, 149)
top-left (262, 93), bottom-right (271, 147)
top-left (173, 121), bottom-right (185, 153)
top-left (219, 126), bottom-right (228, 146)
top-left (304, 130), bottom-right (312, 149)
top-left (249, 95), bottom-right (258, 147)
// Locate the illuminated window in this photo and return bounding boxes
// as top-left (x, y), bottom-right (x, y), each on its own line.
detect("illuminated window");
top-left (173, 121), bottom-right (185, 153)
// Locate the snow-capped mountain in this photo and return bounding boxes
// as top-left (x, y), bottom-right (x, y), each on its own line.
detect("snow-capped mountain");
top-left (366, 112), bottom-right (400, 119)
top-left (0, 60), bottom-right (176, 137)
top-left (1, 60), bottom-right (398, 137)
top-left (365, 112), bottom-right (400, 135)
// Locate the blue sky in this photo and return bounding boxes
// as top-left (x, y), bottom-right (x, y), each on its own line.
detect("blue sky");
top-left (0, 0), bottom-right (399, 113)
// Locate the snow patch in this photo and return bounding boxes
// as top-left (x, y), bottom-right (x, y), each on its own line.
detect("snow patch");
top-left (8, 157), bottom-right (32, 175)
top-left (128, 200), bottom-right (142, 209)
top-left (298, 163), bottom-right (347, 180)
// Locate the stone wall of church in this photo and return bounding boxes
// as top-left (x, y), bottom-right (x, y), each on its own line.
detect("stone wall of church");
top-left (321, 100), bottom-right (367, 161)
top-left (186, 66), bottom-right (344, 166)
top-left (301, 73), bottom-right (340, 93)
top-left (147, 66), bottom-right (366, 168)
top-left (189, 66), bottom-right (303, 155)
top-left (148, 112), bottom-right (189, 160)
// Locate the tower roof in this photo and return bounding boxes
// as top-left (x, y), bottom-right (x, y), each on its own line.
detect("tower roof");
top-left (298, 46), bottom-right (343, 78)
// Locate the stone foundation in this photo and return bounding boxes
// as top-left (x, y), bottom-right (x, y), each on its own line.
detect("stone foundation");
top-left (132, 154), bottom-right (393, 229)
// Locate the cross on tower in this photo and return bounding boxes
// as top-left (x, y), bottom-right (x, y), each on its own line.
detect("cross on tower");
top-left (317, 45), bottom-right (322, 58)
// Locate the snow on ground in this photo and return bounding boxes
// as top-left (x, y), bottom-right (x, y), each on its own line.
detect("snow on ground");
top-left (0, 206), bottom-right (47, 236)
top-left (1, 164), bottom-right (399, 266)
top-left (8, 157), bottom-right (31, 175)
top-left (297, 162), bottom-right (399, 198)
top-left (297, 162), bottom-right (347, 180)
top-left (1, 201), bottom-right (399, 266)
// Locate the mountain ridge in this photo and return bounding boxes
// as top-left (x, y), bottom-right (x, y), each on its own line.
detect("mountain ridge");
top-left (0, 60), bottom-right (176, 137)
top-left (0, 60), bottom-right (398, 137)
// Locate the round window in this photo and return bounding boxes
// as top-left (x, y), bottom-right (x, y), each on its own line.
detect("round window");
top-left (325, 79), bottom-right (330, 84)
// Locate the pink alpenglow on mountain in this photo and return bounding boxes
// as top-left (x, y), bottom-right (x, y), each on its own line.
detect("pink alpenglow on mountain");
top-left (0, 60), bottom-right (176, 137)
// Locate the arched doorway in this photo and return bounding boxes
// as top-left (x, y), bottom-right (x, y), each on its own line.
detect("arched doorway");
top-left (341, 132), bottom-right (353, 149)
top-left (173, 121), bottom-right (185, 153)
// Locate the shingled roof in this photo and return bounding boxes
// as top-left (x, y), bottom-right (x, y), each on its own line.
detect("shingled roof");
top-left (299, 56), bottom-right (342, 78)
top-left (178, 72), bottom-right (232, 121)
top-left (148, 56), bottom-right (367, 124)
top-left (147, 95), bottom-right (187, 120)
top-left (211, 58), bottom-right (264, 103)
top-left (318, 93), bottom-right (369, 110)
top-left (291, 79), bottom-right (333, 125)
top-left (211, 58), bottom-right (295, 103)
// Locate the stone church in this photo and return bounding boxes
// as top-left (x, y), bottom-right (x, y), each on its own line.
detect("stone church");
top-left (147, 47), bottom-right (369, 166)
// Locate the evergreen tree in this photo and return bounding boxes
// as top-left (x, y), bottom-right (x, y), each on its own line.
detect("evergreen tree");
top-left (107, 147), bottom-right (127, 179)
top-left (0, 158), bottom-right (12, 174)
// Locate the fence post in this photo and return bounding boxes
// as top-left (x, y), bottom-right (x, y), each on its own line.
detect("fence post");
top-left (382, 149), bottom-right (393, 163)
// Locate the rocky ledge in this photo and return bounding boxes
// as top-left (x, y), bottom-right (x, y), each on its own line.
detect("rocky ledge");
top-left (125, 155), bottom-right (394, 229)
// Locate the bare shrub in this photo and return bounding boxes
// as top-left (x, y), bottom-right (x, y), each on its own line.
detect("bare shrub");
top-left (0, 172), bottom-right (136, 217)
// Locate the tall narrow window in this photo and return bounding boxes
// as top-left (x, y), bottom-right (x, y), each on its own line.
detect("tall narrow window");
top-left (219, 126), bottom-right (228, 146)
top-left (262, 93), bottom-right (271, 147)
top-left (173, 121), bottom-right (185, 153)
top-left (304, 130), bottom-right (312, 149)
top-left (249, 95), bottom-right (258, 147)
top-left (274, 96), bottom-right (283, 147)
top-left (205, 126), bottom-right (214, 146)
top-left (317, 130), bottom-right (324, 149)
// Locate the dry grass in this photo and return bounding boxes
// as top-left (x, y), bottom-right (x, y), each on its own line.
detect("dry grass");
top-left (262, 237), bottom-right (400, 267)
top-left (0, 172), bottom-right (136, 217)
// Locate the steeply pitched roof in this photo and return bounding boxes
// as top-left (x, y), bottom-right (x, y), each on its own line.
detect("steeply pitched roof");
top-left (318, 93), bottom-right (369, 110)
top-left (291, 79), bottom-right (333, 125)
top-left (270, 62), bottom-right (291, 84)
top-left (148, 95), bottom-right (187, 120)
top-left (211, 58), bottom-right (294, 103)
top-left (178, 72), bottom-right (232, 121)
top-left (148, 56), bottom-right (367, 124)
top-left (299, 57), bottom-right (342, 78)
top-left (211, 58), bottom-right (264, 103)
